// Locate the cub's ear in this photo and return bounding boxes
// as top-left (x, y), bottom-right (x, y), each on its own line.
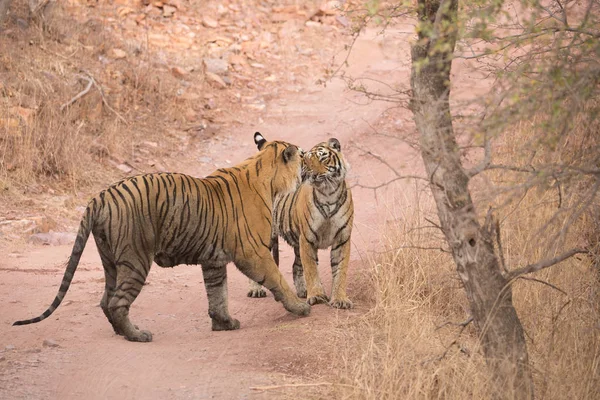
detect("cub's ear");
top-left (328, 138), bottom-right (341, 151)
top-left (282, 145), bottom-right (298, 164)
top-left (254, 132), bottom-right (267, 150)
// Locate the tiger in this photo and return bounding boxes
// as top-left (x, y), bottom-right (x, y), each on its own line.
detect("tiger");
top-left (248, 138), bottom-right (354, 309)
top-left (13, 133), bottom-right (310, 342)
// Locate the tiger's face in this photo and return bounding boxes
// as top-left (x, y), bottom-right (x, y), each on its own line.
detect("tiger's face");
top-left (254, 132), bottom-right (304, 196)
top-left (302, 138), bottom-right (346, 185)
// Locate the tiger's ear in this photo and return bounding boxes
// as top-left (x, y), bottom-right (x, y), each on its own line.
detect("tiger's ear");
top-left (254, 132), bottom-right (267, 150)
top-left (282, 145), bottom-right (298, 164)
top-left (328, 138), bottom-right (341, 151)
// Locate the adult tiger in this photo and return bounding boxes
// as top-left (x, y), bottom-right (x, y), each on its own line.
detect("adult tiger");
top-left (13, 133), bottom-right (310, 342)
top-left (248, 138), bottom-right (354, 309)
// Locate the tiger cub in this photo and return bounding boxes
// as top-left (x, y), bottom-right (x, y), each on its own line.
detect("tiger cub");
top-left (13, 133), bottom-right (310, 342)
top-left (248, 138), bottom-right (354, 309)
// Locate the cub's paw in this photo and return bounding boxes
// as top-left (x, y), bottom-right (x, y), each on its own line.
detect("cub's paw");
top-left (247, 288), bottom-right (267, 298)
top-left (125, 329), bottom-right (153, 343)
top-left (294, 279), bottom-right (307, 299)
top-left (212, 318), bottom-right (241, 331)
top-left (330, 297), bottom-right (353, 309)
top-left (307, 293), bottom-right (329, 306)
top-left (284, 300), bottom-right (311, 316)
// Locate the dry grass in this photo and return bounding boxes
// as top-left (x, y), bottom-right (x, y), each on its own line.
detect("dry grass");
top-left (329, 127), bottom-right (600, 399)
top-left (0, 3), bottom-right (193, 197)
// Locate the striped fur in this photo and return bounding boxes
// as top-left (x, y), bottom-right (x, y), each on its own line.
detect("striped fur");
top-left (13, 133), bottom-right (310, 342)
top-left (248, 138), bottom-right (354, 309)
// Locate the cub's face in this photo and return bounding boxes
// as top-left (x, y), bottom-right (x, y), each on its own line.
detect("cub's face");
top-left (302, 138), bottom-right (346, 185)
top-left (253, 132), bottom-right (304, 196)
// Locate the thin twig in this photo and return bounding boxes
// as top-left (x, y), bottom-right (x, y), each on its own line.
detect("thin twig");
top-left (507, 248), bottom-right (588, 280)
top-left (424, 316), bottom-right (474, 365)
top-left (495, 218), bottom-right (509, 275)
top-left (251, 382), bottom-right (334, 391)
top-left (516, 276), bottom-right (568, 296)
top-left (87, 74), bottom-right (128, 125)
top-left (466, 130), bottom-right (491, 177)
top-left (351, 175), bottom-right (427, 191)
top-left (436, 316), bottom-right (474, 331)
top-left (60, 76), bottom-right (93, 111)
top-left (250, 382), bottom-right (367, 392)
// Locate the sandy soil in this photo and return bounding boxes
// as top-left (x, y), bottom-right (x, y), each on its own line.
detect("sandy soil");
top-left (0, 25), bottom-right (421, 399)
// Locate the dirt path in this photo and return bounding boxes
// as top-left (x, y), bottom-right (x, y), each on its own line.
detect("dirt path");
top-left (0, 28), bottom-right (417, 399)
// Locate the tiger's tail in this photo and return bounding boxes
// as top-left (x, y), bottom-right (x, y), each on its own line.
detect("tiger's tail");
top-left (13, 203), bottom-right (95, 326)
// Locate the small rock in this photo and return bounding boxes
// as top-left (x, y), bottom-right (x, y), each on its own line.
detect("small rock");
top-left (198, 156), bottom-right (212, 163)
top-left (108, 48), bottom-right (127, 59)
top-left (245, 101), bottom-right (266, 111)
top-left (335, 15), bottom-right (349, 27)
top-left (141, 140), bottom-right (158, 148)
top-left (204, 98), bottom-right (216, 109)
top-left (184, 108), bottom-right (198, 122)
top-left (171, 66), bottom-right (188, 78)
top-left (28, 232), bottom-right (77, 246)
top-left (228, 53), bottom-right (247, 66)
top-left (162, 5), bottom-right (176, 17)
top-left (205, 72), bottom-right (227, 88)
top-left (0, 355), bottom-right (5, 362)
top-left (203, 58), bottom-right (228, 75)
top-left (5, 345), bottom-right (15, 351)
top-left (221, 75), bottom-right (232, 85)
top-left (202, 15), bottom-right (219, 28)
top-left (43, 339), bottom-right (59, 348)
top-left (26, 348), bottom-right (42, 354)
top-left (117, 163), bottom-right (133, 173)
top-left (217, 4), bottom-right (227, 15)
top-left (319, 0), bottom-right (342, 15)
top-left (250, 63), bottom-right (265, 69)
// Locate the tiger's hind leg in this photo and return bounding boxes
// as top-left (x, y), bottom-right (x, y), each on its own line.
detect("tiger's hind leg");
top-left (202, 263), bottom-right (240, 331)
top-left (108, 257), bottom-right (153, 342)
top-left (292, 246), bottom-right (307, 298)
top-left (94, 235), bottom-right (122, 335)
top-left (247, 279), bottom-right (267, 298)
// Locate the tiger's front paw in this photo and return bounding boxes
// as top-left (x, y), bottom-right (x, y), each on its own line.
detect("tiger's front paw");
top-left (124, 329), bottom-right (153, 342)
top-left (247, 287), bottom-right (267, 298)
top-left (212, 318), bottom-right (241, 331)
top-left (307, 292), bottom-right (329, 305)
top-left (284, 300), bottom-right (311, 316)
top-left (330, 297), bottom-right (353, 309)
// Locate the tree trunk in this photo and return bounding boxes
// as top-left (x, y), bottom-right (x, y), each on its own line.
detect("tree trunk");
top-left (409, 0), bottom-right (533, 398)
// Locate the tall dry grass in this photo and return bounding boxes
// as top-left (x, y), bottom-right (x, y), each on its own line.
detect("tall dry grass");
top-left (0, 3), bottom-right (191, 195)
top-left (332, 130), bottom-right (600, 398)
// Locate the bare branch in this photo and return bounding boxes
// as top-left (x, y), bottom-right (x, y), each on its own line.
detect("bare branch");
top-left (60, 76), bottom-right (93, 111)
top-left (516, 276), bottom-right (568, 296)
top-left (495, 218), bottom-right (509, 275)
top-left (466, 130), bottom-right (492, 177)
top-left (486, 164), bottom-right (535, 173)
top-left (436, 316), bottom-right (474, 331)
top-left (507, 248), bottom-right (588, 280)
top-left (351, 175), bottom-right (427, 191)
top-left (87, 74), bottom-right (128, 125)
